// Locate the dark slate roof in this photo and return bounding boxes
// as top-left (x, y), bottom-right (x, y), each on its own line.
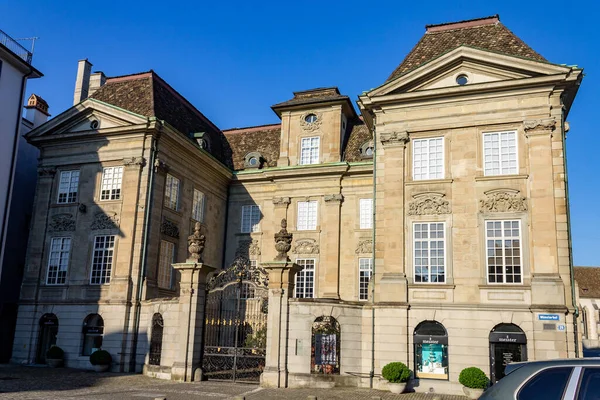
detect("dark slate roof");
top-left (272, 87), bottom-right (349, 109)
top-left (223, 124), bottom-right (281, 171)
top-left (91, 71), bottom-right (231, 167)
top-left (574, 267), bottom-right (600, 299)
top-left (387, 15), bottom-right (547, 82)
top-left (343, 118), bottom-right (372, 162)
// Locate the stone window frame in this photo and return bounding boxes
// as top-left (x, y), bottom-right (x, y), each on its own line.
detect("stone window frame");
top-left (164, 173), bottom-right (181, 211)
top-left (358, 198), bottom-right (373, 229)
top-left (56, 169), bottom-right (80, 204)
top-left (192, 188), bottom-right (206, 223)
top-left (477, 211), bottom-right (530, 286)
top-left (157, 240), bottom-right (176, 290)
top-left (99, 165), bottom-right (124, 201)
top-left (412, 136), bottom-right (445, 181)
top-left (475, 125), bottom-right (526, 179)
top-left (406, 131), bottom-right (450, 184)
top-left (358, 257), bottom-right (373, 301)
top-left (359, 140), bottom-right (374, 159)
top-left (244, 151), bottom-right (263, 169)
top-left (45, 236), bottom-right (72, 285)
top-left (296, 200), bottom-right (318, 231)
top-left (294, 257), bottom-right (317, 298)
top-left (240, 204), bottom-right (261, 233)
top-left (406, 214), bottom-right (454, 286)
top-left (482, 130), bottom-right (519, 177)
top-left (89, 235), bottom-right (117, 285)
top-left (298, 135), bottom-right (321, 165)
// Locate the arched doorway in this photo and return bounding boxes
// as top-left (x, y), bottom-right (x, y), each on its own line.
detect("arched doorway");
top-left (149, 313), bottom-right (164, 366)
top-left (311, 316), bottom-right (340, 375)
top-left (414, 320), bottom-right (449, 380)
top-left (82, 314), bottom-right (104, 356)
top-left (36, 314), bottom-right (58, 363)
top-left (489, 323), bottom-right (527, 383)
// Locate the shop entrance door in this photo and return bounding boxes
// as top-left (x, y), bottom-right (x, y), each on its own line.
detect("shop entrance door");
top-left (490, 342), bottom-right (523, 382)
top-left (36, 314), bottom-right (58, 363)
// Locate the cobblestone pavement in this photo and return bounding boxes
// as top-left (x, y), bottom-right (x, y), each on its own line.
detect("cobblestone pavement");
top-left (0, 365), bottom-right (467, 400)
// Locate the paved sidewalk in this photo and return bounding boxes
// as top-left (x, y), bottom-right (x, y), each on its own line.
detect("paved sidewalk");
top-left (0, 365), bottom-right (467, 400)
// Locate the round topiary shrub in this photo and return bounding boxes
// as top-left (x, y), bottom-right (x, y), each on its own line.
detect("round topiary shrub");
top-left (90, 349), bottom-right (112, 365)
top-left (46, 345), bottom-right (64, 359)
top-left (459, 367), bottom-right (489, 389)
top-left (381, 361), bottom-right (411, 383)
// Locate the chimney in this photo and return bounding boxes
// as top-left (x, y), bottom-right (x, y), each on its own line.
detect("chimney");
top-left (88, 71), bottom-right (106, 97)
top-left (24, 94), bottom-right (50, 128)
top-left (73, 59), bottom-right (92, 105)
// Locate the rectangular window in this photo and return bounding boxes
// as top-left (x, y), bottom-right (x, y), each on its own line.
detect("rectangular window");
top-left (486, 220), bottom-right (522, 284)
top-left (483, 131), bottom-right (518, 176)
top-left (164, 174), bottom-right (180, 210)
top-left (46, 237), bottom-right (71, 285)
top-left (90, 235), bottom-right (115, 285)
top-left (100, 166), bottom-right (124, 200)
top-left (413, 137), bottom-right (444, 180)
top-left (57, 170), bottom-right (80, 203)
top-left (359, 258), bottom-right (373, 301)
top-left (294, 259), bottom-right (315, 298)
top-left (158, 240), bottom-right (175, 289)
top-left (359, 198), bottom-right (373, 229)
top-left (300, 136), bottom-right (320, 165)
top-left (241, 205), bottom-right (261, 233)
top-left (192, 189), bottom-right (205, 222)
top-left (414, 222), bottom-right (446, 283)
top-left (297, 201), bottom-right (318, 231)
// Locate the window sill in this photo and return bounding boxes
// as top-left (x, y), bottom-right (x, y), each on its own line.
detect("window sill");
top-left (51, 202), bottom-right (79, 208)
top-left (475, 174), bottom-right (528, 182)
top-left (292, 230), bottom-right (322, 234)
top-left (408, 283), bottom-right (455, 289)
top-left (163, 207), bottom-right (182, 217)
top-left (98, 199), bottom-right (122, 204)
top-left (478, 284), bottom-right (531, 289)
top-left (406, 179), bottom-right (453, 186)
top-left (235, 231), bottom-right (263, 236)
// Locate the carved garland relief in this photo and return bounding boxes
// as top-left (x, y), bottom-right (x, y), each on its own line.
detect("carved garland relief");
top-left (49, 213), bottom-right (75, 232)
top-left (408, 193), bottom-right (451, 216)
top-left (91, 212), bottom-right (119, 230)
top-left (480, 189), bottom-right (527, 213)
top-left (292, 238), bottom-right (320, 255)
top-left (355, 239), bottom-right (373, 254)
top-left (160, 219), bottom-right (180, 238)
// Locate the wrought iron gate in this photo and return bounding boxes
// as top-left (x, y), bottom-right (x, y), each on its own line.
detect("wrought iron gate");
top-left (202, 258), bottom-right (269, 382)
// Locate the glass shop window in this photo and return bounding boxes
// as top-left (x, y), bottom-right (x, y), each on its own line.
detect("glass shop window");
top-left (414, 320), bottom-right (449, 380)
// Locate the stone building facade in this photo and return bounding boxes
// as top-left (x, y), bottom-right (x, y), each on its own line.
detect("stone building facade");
top-left (574, 267), bottom-right (600, 357)
top-left (11, 15), bottom-right (584, 395)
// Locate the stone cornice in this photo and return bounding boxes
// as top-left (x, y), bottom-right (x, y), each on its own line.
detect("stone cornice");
top-left (524, 118), bottom-right (557, 137)
top-left (272, 197), bottom-right (291, 208)
top-left (324, 194), bottom-right (344, 203)
top-left (123, 156), bottom-right (146, 169)
top-left (380, 131), bottom-right (409, 147)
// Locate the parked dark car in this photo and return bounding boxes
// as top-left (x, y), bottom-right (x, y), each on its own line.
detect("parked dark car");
top-left (480, 358), bottom-right (600, 399)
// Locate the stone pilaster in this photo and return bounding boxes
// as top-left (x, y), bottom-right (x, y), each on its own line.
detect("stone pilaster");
top-left (260, 261), bottom-right (301, 388)
top-left (321, 194), bottom-right (343, 298)
top-left (171, 262), bottom-right (215, 382)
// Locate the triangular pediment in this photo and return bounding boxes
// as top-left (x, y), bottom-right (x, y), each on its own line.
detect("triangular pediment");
top-left (370, 46), bottom-right (572, 97)
top-left (26, 98), bottom-right (149, 141)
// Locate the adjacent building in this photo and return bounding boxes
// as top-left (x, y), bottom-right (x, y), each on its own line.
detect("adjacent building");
top-left (574, 267), bottom-right (600, 357)
top-left (11, 16), bottom-right (584, 395)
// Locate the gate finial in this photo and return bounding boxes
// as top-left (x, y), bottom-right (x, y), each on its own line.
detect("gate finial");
top-left (274, 218), bottom-right (293, 261)
top-left (187, 221), bottom-right (206, 262)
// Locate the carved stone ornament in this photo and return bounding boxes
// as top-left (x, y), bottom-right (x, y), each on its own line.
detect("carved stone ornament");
top-left (523, 118), bottom-right (556, 133)
top-left (380, 131), bottom-right (409, 146)
top-left (49, 213), bottom-right (75, 232)
top-left (123, 156), bottom-right (146, 169)
top-left (37, 167), bottom-right (56, 177)
top-left (187, 221), bottom-right (205, 261)
top-left (408, 192), bottom-right (451, 216)
top-left (160, 218), bottom-right (180, 238)
top-left (249, 240), bottom-right (261, 256)
top-left (153, 158), bottom-right (169, 173)
top-left (299, 111), bottom-right (323, 132)
top-left (272, 197), bottom-right (291, 207)
top-left (274, 219), bottom-right (293, 261)
top-left (480, 189), bottom-right (527, 213)
top-left (324, 194), bottom-right (344, 203)
top-left (91, 212), bottom-right (119, 230)
top-left (355, 239), bottom-right (373, 254)
top-left (292, 238), bottom-right (320, 254)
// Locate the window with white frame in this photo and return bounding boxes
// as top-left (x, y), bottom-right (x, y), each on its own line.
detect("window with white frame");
top-left (359, 198), bottom-right (373, 229)
top-left (57, 170), bottom-right (80, 203)
top-left (359, 258), bottom-right (373, 301)
top-left (46, 237), bottom-right (71, 285)
top-left (294, 259), bottom-right (315, 298)
top-left (413, 137), bottom-right (444, 180)
top-left (100, 166), bottom-right (124, 200)
top-left (297, 201), bottom-right (318, 230)
top-left (300, 136), bottom-right (320, 165)
top-left (158, 240), bottom-right (175, 289)
top-left (483, 131), bottom-right (518, 176)
top-left (90, 235), bottom-right (115, 285)
top-left (192, 189), bottom-right (205, 222)
top-left (486, 220), bottom-right (522, 284)
top-left (164, 174), bottom-right (180, 210)
top-left (241, 205), bottom-right (260, 233)
top-left (414, 222), bottom-right (446, 283)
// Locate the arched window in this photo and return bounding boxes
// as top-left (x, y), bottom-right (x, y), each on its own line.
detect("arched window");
top-left (82, 314), bottom-right (104, 356)
top-left (149, 313), bottom-right (164, 366)
top-left (37, 314), bottom-right (59, 363)
top-left (582, 307), bottom-right (589, 339)
top-left (489, 323), bottom-right (527, 383)
top-left (311, 316), bottom-right (340, 375)
top-left (414, 320), bottom-right (448, 380)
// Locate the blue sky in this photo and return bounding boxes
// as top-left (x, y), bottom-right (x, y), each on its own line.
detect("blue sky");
top-left (2, 0), bottom-right (598, 265)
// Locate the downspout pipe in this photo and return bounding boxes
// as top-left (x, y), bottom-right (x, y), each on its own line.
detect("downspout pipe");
top-left (369, 121), bottom-right (377, 388)
top-left (128, 129), bottom-right (159, 372)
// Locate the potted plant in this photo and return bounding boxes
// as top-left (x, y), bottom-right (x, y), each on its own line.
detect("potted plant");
top-left (381, 361), bottom-right (411, 394)
top-left (90, 349), bottom-right (112, 372)
top-left (459, 367), bottom-right (489, 399)
top-left (46, 345), bottom-right (64, 368)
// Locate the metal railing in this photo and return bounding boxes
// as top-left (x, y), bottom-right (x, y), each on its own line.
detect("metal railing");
top-left (0, 28), bottom-right (33, 64)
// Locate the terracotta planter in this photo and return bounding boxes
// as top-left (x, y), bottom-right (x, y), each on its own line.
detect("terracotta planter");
top-left (46, 358), bottom-right (63, 368)
top-left (93, 364), bottom-right (110, 372)
top-left (388, 382), bottom-right (406, 394)
top-left (463, 386), bottom-right (484, 399)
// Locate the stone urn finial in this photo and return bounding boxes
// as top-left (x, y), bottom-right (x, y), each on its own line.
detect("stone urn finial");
top-left (274, 218), bottom-right (293, 261)
top-left (187, 221), bottom-right (206, 262)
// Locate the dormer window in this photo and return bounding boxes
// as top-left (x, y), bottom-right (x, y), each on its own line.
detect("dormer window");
top-left (191, 132), bottom-right (211, 151)
top-left (360, 141), bottom-right (374, 159)
top-left (456, 74), bottom-right (468, 86)
top-left (305, 114), bottom-right (318, 124)
top-left (244, 152), bottom-right (263, 169)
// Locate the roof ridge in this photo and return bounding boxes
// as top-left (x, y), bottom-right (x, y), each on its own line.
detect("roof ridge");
top-left (425, 15), bottom-right (499, 32)
top-left (223, 123), bottom-right (281, 133)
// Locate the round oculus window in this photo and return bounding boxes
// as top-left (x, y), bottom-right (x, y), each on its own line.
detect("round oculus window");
top-left (90, 120), bottom-right (100, 129)
top-left (456, 74), bottom-right (468, 86)
top-left (305, 114), bottom-right (318, 124)
top-left (248, 157), bottom-right (258, 166)
top-left (364, 147), bottom-right (374, 156)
